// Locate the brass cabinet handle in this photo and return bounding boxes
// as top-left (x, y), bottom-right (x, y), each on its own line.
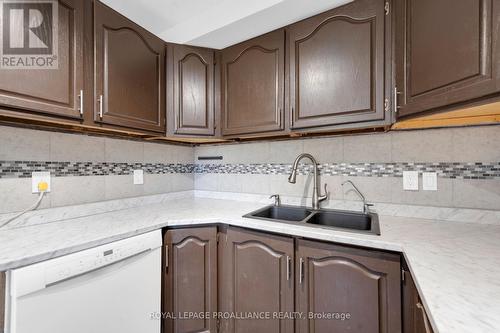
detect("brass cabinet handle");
top-left (416, 302), bottom-right (432, 333)
top-left (299, 258), bottom-right (304, 284)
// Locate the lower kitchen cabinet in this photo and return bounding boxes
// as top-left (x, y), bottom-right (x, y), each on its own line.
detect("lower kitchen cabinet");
top-left (163, 227), bottom-right (218, 333)
top-left (295, 239), bottom-right (401, 333)
top-left (218, 227), bottom-right (294, 333)
top-left (403, 268), bottom-right (435, 333)
top-left (162, 226), bottom-right (412, 333)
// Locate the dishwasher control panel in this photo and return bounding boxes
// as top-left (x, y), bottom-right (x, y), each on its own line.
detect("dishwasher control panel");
top-left (10, 230), bottom-right (162, 297)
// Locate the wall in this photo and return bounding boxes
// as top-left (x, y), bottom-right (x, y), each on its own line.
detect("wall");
top-left (0, 125), bottom-right (194, 214)
top-left (194, 125), bottom-right (500, 211)
top-left (1, 124), bottom-right (499, 215)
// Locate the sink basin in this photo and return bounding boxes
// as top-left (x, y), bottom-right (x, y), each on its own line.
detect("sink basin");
top-left (244, 205), bottom-right (313, 222)
top-left (244, 205), bottom-right (380, 236)
top-left (306, 210), bottom-right (380, 235)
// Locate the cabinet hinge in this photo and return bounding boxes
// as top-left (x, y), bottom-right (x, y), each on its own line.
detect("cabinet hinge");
top-left (216, 233), bottom-right (220, 244)
top-left (384, 98), bottom-right (390, 113)
top-left (401, 269), bottom-right (406, 282)
top-left (385, 2), bottom-right (390, 15)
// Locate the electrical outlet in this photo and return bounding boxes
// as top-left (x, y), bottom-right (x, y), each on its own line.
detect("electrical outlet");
top-left (403, 171), bottom-right (419, 191)
top-left (133, 170), bottom-right (144, 185)
top-left (422, 172), bottom-right (438, 191)
top-left (32, 172), bottom-right (51, 193)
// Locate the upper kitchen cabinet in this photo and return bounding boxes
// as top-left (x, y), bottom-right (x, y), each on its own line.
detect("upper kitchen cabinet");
top-left (94, 1), bottom-right (165, 133)
top-left (0, 0), bottom-right (85, 120)
top-left (295, 239), bottom-right (401, 333)
top-left (395, 0), bottom-right (500, 117)
top-left (167, 44), bottom-right (215, 136)
top-left (288, 0), bottom-right (390, 130)
top-left (221, 30), bottom-right (286, 136)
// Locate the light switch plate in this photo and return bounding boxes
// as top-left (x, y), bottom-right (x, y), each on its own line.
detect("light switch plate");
top-left (422, 172), bottom-right (438, 191)
top-left (32, 172), bottom-right (51, 193)
top-left (133, 170), bottom-right (144, 185)
top-left (403, 171), bottom-right (419, 191)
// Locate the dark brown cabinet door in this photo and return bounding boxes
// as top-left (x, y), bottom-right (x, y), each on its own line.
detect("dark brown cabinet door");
top-left (94, 1), bottom-right (165, 133)
top-left (221, 30), bottom-right (285, 136)
top-left (164, 227), bottom-right (217, 333)
top-left (0, 0), bottom-right (84, 119)
top-left (169, 45), bottom-right (215, 136)
top-left (296, 239), bottom-right (401, 333)
top-left (219, 227), bottom-right (294, 333)
top-left (403, 269), bottom-right (435, 333)
top-left (289, 0), bottom-right (390, 129)
top-left (395, 0), bottom-right (500, 117)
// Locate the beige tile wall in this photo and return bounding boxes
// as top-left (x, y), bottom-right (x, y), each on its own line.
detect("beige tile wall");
top-left (194, 125), bottom-right (500, 210)
top-left (1, 124), bottom-right (499, 214)
top-left (0, 126), bottom-right (194, 214)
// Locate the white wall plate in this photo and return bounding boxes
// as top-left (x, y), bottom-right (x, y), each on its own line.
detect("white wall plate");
top-left (403, 171), bottom-right (419, 191)
top-left (32, 172), bottom-right (51, 193)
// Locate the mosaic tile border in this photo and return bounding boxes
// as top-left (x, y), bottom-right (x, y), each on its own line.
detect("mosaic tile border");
top-left (1, 161), bottom-right (499, 179)
top-left (193, 162), bottom-right (500, 180)
top-left (0, 161), bottom-right (195, 178)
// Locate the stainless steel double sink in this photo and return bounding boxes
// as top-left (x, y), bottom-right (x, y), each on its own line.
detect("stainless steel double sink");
top-left (244, 205), bottom-right (380, 236)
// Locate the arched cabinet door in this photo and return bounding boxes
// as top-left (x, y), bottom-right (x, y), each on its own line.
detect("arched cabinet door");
top-left (169, 45), bottom-right (215, 136)
top-left (221, 30), bottom-right (285, 136)
top-left (219, 227), bottom-right (294, 333)
top-left (94, 1), bottom-right (165, 133)
top-left (164, 227), bottom-right (218, 333)
top-left (296, 239), bottom-right (401, 333)
top-left (288, 0), bottom-right (390, 130)
top-left (395, 0), bottom-right (500, 117)
top-left (0, 0), bottom-right (85, 119)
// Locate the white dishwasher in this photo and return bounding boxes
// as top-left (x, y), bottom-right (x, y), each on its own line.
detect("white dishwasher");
top-left (4, 230), bottom-right (162, 333)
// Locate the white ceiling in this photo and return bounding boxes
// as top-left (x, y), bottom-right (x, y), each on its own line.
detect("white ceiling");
top-left (101, 0), bottom-right (352, 49)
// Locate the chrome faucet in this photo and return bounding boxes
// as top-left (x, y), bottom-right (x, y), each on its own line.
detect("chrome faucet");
top-left (341, 180), bottom-right (373, 213)
top-left (269, 194), bottom-right (281, 206)
top-left (288, 153), bottom-right (328, 210)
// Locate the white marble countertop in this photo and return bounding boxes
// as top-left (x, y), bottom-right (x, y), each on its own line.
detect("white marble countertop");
top-left (1, 195), bottom-right (499, 333)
